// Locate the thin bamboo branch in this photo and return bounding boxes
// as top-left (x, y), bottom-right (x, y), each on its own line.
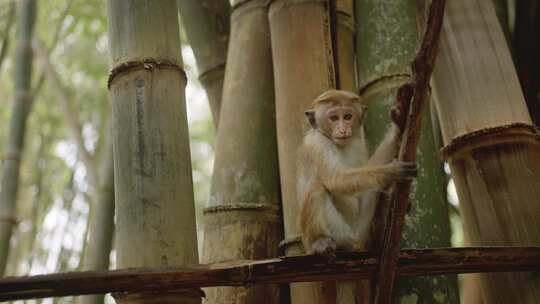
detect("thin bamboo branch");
top-left (0, 247), bottom-right (538, 302)
top-left (33, 39), bottom-right (97, 184)
top-left (373, 0), bottom-right (446, 303)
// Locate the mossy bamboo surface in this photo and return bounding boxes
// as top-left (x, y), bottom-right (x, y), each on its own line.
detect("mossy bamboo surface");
top-left (432, 0), bottom-right (540, 303)
top-left (269, 0), bottom-right (338, 303)
top-left (177, 0), bottom-right (230, 125)
top-left (355, 1), bottom-right (458, 303)
top-left (106, 1), bottom-right (199, 303)
top-left (201, 0), bottom-right (282, 303)
top-left (0, 0), bottom-right (37, 276)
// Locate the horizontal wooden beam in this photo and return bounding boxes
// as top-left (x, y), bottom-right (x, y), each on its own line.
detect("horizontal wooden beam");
top-left (1, 247), bottom-right (539, 302)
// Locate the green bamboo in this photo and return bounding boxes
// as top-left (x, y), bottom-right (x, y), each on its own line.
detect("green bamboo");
top-left (177, 0), bottom-right (230, 125)
top-left (0, 0), bottom-right (37, 276)
top-left (355, 1), bottom-right (458, 303)
top-left (106, 1), bottom-right (200, 303)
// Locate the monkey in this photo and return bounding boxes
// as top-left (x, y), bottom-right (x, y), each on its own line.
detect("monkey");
top-left (297, 89), bottom-right (416, 257)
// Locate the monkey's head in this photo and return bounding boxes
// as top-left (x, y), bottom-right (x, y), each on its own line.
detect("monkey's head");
top-left (304, 89), bottom-right (367, 146)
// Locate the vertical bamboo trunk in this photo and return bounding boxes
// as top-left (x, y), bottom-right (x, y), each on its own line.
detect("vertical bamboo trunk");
top-left (177, 0), bottom-right (230, 125)
top-left (355, 0), bottom-right (459, 302)
top-left (106, 1), bottom-right (200, 303)
top-left (80, 125), bottom-right (114, 304)
top-left (432, 0), bottom-right (540, 303)
top-left (201, 1), bottom-right (282, 303)
top-left (269, 1), bottom-right (337, 303)
top-left (0, 0), bottom-right (37, 276)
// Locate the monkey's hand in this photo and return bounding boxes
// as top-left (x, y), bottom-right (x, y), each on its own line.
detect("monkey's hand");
top-left (390, 83), bottom-right (414, 131)
top-left (386, 161), bottom-right (418, 182)
top-left (310, 237), bottom-right (337, 261)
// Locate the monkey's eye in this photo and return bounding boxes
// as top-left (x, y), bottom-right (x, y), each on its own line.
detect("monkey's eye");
top-left (344, 113), bottom-right (353, 120)
top-left (329, 115), bottom-right (339, 122)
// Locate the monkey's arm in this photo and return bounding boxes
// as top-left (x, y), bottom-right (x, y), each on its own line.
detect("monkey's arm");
top-left (321, 163), bottom-right (411, 196)
top-left (366, 125), bottom-right (400, 166)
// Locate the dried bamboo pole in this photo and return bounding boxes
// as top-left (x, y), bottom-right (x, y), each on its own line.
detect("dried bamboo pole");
top-left (431, 0), bottom-right (540, 303)
top-left (268, 0), bottom-right (338, 303)
top-left (106, 1), bottom-right (200, 303)
top-left (177, 0), bottom-right (230, 125)
top-left (0, 0), bottom-right (37, 276)
top-left (1, 247), bottom-right (539, 302)
top-left (355, 0), bottom-right (457, 302)
top-left (200, 0), bottom-right (282, 303)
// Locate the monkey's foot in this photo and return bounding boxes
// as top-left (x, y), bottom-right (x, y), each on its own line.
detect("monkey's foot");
top-left (311, 237), bottom-right (337, 260)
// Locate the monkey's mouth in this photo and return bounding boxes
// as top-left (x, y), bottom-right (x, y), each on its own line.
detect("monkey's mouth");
top-left (333, 137), bottom-right (351, 145)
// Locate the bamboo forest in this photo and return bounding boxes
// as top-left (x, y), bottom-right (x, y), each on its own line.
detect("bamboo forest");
top-left (0, 0), bottom-right (539, 304)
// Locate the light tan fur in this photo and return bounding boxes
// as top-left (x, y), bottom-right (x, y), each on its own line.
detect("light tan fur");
top-left (297, 90), bottom-right (415, 255)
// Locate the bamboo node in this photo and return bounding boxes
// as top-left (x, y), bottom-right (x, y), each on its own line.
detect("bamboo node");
top-left (14, 92), bottom-right (33, 103)
top-left (440, 123), bottom-right (540, 160)
top-left (198, 62), bottom-right (226, 84)
top-left (203, 203), bottom-right (280, 214)
top-left (0, 215), bottom-right (18, 225)
top-left (1, 152), bottom-right (21, 161)
top-left (107, 59), bottom-right (187, 89)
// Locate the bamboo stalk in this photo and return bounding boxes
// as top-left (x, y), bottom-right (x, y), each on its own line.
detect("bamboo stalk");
top-left (80, 123), bottom-right (114, 304)
top-left (106, 1), bottom-right (200, 303)
top-left (200, 0), bottom-right (282, 303)
top-left (355, 0), bottom-right (457, 302)
top-left (372, 1), bottom-right (447, 303)
top-left (177, 0), bottom-right (230, 125)
top-left (0, 247), bottom-right (539, 302)
top-left (268, 0), bottom-right (337, 303)
top-left (0, 0), bottom-right (37, 276)
top-left (431, 0), bottom-right (540, 303)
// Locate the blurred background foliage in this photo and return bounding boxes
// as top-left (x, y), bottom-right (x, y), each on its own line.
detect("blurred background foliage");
top-left (0, 0), bottom-right (214, 293)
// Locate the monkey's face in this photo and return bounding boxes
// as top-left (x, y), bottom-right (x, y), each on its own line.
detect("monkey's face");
top-left (323, 105), bottom-right (362, 146)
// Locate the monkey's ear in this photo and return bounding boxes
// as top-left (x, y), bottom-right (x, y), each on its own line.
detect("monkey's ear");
top-left (304, 109), bottom-right (317, 129)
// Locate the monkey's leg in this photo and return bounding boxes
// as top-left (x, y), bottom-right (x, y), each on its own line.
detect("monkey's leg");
top-left (300, 184), bottom-right (354, 257)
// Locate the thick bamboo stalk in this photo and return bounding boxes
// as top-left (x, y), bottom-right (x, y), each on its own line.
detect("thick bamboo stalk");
top-left (269, 0), bottom-right (337, 303)
top-left (1, 247), bottom-right (540, 302)
top-left (0, 0), bottom-right (37, 276)
top-left (200, 0), bottom-right (282, 303)
top-left (372, 1), bottom-right (447, 302)
top-left (355, 0), bottom-right (458, 302)
top-left (177, 0), bottom-right (230, 125)
top-left (431, 0), bottom-right (540, 303)
top-left (106, 1), bottom-right (200, 303)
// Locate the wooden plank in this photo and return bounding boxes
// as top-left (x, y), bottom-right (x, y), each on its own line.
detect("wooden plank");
top-left (1, 247), bottom-right (539, 302)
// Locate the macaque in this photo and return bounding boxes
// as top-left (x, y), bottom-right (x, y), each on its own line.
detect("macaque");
top-left (297, 89), bottom-right (416, 256)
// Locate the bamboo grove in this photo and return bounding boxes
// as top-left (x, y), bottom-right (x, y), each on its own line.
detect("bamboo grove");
top-left (0, 0), bottom-right (539, 304)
